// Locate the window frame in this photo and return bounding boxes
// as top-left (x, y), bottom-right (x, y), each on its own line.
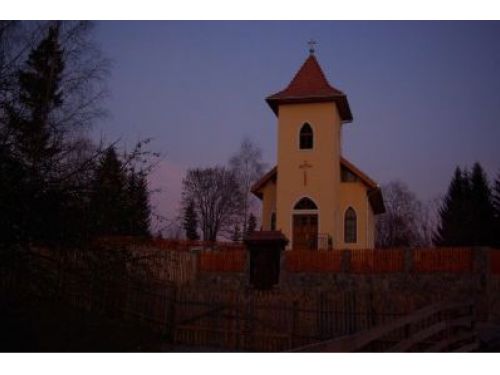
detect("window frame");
top-left (344, 207), bottom-right (357, 244)
top-left (299, 122), bottom-right (314, 150)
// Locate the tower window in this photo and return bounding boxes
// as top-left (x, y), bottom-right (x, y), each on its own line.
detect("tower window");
top-left (344, 207), bottom-right (357, 244)
top-left (299, 123), bottom-right (313, 149)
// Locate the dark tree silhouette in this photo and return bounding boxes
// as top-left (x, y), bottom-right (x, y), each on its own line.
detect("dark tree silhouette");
top-left (7, 24), bottom-right (64, 174)
top-left (90, 146), bottom-right (128, 236)
top-left (246, 213), bottom-right (257, 236)
top-left (375, 181), bottom-right (427, 248)
top-left (126, 170), bottom-right (151, 237)
top-left (493, 172), bottom-right (500, 247)
top-left (434, 167), bottom-right (470, 246)
top-left (228, 138), bottom-right (266, 233)
top-left (182, 167), bottom-right (243, 242)
top-left (435, 163), bottom-right (495, 247)
top-left (0, 21), bottom-right (111, 247)
top-left (231, 224), bottom-right (241, 243)
top-left (183, 199), bottom-right (199, 241)
top-left (468, 162), bottom-right (495, 246)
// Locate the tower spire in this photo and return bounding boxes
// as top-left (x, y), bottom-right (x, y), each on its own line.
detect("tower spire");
top-left (308, 39), bottom-right (317, 54)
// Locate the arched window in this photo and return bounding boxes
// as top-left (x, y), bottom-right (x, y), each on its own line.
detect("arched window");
top-left (294, 197), bottom-right (317, 210)
top-left (270, 212), bottom-right (276, 230)
top-left (344, 207), bottom-right (357, 243)
top-left (299, 123), bottom-right (313, 149)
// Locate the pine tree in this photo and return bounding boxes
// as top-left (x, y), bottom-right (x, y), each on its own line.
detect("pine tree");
top-left (231, 224), bottom-right (241, 242)
top-left (2, 24), bottom-right (69, 245)
top-left (90, 146), bottom-right (128, 236)
top-left (8, 24), bottom-right (64, 175)
top-left (126, 170), bottom-right (151, 237)
top-left (493, 172), bottom-right (500, 247)
top-left (434, 167), bottom-right (470, 246)
top-left (183, 199), bottom-right (199, 241)
top-left (469, 162), bottom-right (495, 246)
top-left (246, 213), bottom-right (257, 236)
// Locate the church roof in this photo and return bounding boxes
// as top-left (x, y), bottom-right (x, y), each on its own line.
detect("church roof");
top-left (266, 54), bottom-right (353, 122)
top-left (250, 157), bottom-right (385, 214)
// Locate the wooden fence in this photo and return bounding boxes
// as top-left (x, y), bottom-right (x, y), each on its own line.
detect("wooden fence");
top-left (350, 249), bottom-right (405, 273)
top-left (172, 288), bottom-right (420, 352)
top-left (0, 247), bottom-right (178, 335)
top-left (196, 247), bottom-right (479, 275)
top-left (413, 248), bottom-right (473, 273)
top-left (490, 250), bottom-right (500, 275)
top-left (95, 236), bottom-right (245, 252)
top-left (198, 251), bottom-right (246, 273)
top-left (285, 250), bottom-right (342, 273)
top-left (294, 300), bottom-right (478, 352)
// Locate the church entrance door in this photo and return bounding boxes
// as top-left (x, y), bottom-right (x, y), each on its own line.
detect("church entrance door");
top-left (292, 214), bottom-right (318, 250)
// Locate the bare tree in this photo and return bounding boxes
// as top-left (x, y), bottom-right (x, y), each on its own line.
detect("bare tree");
top-left (182, 167), bottom-right (243, 242)
top-left (228, 137), bottom-right (266, 232)
top-left (375, 181), bottom-right (430, 248)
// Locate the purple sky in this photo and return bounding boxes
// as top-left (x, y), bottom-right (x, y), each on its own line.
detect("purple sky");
top-left (92, 21), bottom-right (500, 231)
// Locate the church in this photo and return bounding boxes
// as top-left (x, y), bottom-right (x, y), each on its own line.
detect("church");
top-left (251, 48), bottom-right (385, 250)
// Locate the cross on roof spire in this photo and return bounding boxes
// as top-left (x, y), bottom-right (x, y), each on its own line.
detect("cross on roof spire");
top-left (308, 39), bottom-right (317, 54)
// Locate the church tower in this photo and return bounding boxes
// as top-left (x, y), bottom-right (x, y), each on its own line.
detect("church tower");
top-left (252, 48), bottom-right (384, 250)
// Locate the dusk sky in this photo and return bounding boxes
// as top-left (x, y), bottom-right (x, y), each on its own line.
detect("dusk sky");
top-left (92, 21), bottom-right (500, 231)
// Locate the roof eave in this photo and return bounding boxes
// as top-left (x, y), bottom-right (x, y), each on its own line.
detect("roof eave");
top-left (265, 95), bottom-right (353, 122)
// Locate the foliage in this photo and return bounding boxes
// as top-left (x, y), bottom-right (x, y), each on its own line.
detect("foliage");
top-left (434, 163), bottom-right (495, 247)
top-left (494, 172), bottom-right (500, 247)
top-left (246, 213), bottom-right (257, 236)
top-left (182, 167), bottom-right (243, 241)
top-left (231, 224), bottom-right (241, 242)
top-left (375, 181), bottom-right (428, 248)
top-left (183, 199), bottom-right (199, 241)
top-left (0, 21), bottom-right (153, 248)
top-left (228, 137), bottom-right (266, 231)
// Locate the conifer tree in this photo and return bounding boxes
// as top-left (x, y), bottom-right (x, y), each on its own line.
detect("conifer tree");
top-left (126, 170), bottom-right (151, 237)
top-left (434, 167), bottom-right (470, 246)
top-left (493, 172), bottom-right (500, 247)
top-left (183, 199), bottom-right (199, 241)
top-left (469, 162), bottom-right (495, 246)
top-left (246, 213), bottom-right (257, 236)
top-left (231, 224), bottom-right (241, 242)
top-left (2, 24), bottom-right (68, 245)
top-left (90, 146), bottom-right (128, 236)
top-left (7, 24), bottom-right (64, 175)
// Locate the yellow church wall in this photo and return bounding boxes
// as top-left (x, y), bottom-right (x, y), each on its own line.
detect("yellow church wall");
top-left (339, 182), bottom-right (375, 249)
top-left (260, 180), bottom-right (277, 230)
top-left (275, 102), bottom-right (342, 249)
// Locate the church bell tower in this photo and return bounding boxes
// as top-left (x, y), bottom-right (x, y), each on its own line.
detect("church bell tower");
top-left (265, 47), bottom-right (353, 249)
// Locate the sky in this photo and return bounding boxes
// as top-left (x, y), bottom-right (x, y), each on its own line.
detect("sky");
top-left (92, 21), bottom-right (500, 232)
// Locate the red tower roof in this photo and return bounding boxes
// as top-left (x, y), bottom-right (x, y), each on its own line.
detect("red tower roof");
top-left (266, 54), bottom-right (353, 122)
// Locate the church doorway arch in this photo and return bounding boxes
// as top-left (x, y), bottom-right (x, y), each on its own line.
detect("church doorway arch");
top-left (292, 197), bottom-right (319, 250)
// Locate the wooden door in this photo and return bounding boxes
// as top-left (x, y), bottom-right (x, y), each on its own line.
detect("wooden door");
top-left (292, 214), bottom-right (318, 250)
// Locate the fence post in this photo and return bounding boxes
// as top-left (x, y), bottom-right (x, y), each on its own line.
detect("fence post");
top-left (288, 300), bottom-right (298, 350)
top-left (473, 247), bottom-right (490, 321)
top-left (164, 284), bottom-right (177, 342)
top-left (341, 250), bottom-right (351, 273)
top-left (404, 247), bottom-right (413, 274)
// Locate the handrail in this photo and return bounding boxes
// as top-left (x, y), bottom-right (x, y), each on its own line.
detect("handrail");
top-left (292, 300), bottom-right (474, 352)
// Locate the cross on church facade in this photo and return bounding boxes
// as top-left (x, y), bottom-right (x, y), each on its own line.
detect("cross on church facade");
top-left (299, 160), bottom-right (312, 186)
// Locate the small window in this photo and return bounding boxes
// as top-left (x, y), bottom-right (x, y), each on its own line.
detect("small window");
top-left (270, 212), bottom-right (276, 230)
top-left (299, 123), bottom-right (313, 149)
top-left (344, 207), bottom-right (357, 244)
top-left (341, 166), bottom-right (359, 182)
top-left (294, 197), bottom-right (317, 210)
